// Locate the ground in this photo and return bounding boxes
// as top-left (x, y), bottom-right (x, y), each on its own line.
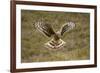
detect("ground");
top-left (21, 10), bottom-right (90, 63)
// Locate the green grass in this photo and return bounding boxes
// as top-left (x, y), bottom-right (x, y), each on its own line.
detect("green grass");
top-left (21, 10), bottom-right (90, 63)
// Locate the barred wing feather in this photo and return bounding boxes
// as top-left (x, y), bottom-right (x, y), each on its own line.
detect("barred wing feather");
top-left (60, 22), bottom-right (75, 36)
top-left (35, 21), bottom-right (55, 37)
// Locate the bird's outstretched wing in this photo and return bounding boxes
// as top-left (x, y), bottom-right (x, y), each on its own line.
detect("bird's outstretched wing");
top-left (60, 22), bottom-right (75, 36)
top-left (34, 21), bottom-right (55, 37)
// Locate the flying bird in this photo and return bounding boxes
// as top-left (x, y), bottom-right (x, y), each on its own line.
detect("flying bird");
top-left (34, 20), bottom-right (75, 49)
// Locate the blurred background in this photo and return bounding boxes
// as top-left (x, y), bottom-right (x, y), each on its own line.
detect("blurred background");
top-left (21, 10), bottom-right (90, 63)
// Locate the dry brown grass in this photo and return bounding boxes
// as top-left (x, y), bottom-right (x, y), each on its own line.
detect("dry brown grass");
top-left (21, 10), bottom-right (90, 63)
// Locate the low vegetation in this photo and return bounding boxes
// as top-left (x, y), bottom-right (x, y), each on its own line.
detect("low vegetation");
top-left (21, 10), bottom-right (90, 63)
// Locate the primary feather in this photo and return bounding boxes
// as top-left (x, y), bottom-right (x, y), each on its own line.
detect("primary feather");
top-left (35, 21), bottom-right (55, 37)
top-left (60, 22), bottom-right (75, 36)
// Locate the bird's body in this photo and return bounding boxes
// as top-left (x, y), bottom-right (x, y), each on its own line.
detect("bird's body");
top-left (34, 20), bottom-right (75, 49)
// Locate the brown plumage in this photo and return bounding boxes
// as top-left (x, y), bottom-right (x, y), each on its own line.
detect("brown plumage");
top-left (34, 20), bottom-right (75, 49)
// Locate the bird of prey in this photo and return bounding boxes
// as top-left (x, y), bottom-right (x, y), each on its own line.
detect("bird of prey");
top-left (34, 20), bottom-right (75, 49)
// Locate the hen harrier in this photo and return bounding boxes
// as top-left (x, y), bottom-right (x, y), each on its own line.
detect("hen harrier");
top-left (34, 20), bottom-right (75, 49)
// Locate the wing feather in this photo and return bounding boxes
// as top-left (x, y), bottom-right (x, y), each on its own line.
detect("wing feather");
top-left (60, 22), bottom-right (75, 36)
top-left (35, 21), bottom-right (55, 37)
